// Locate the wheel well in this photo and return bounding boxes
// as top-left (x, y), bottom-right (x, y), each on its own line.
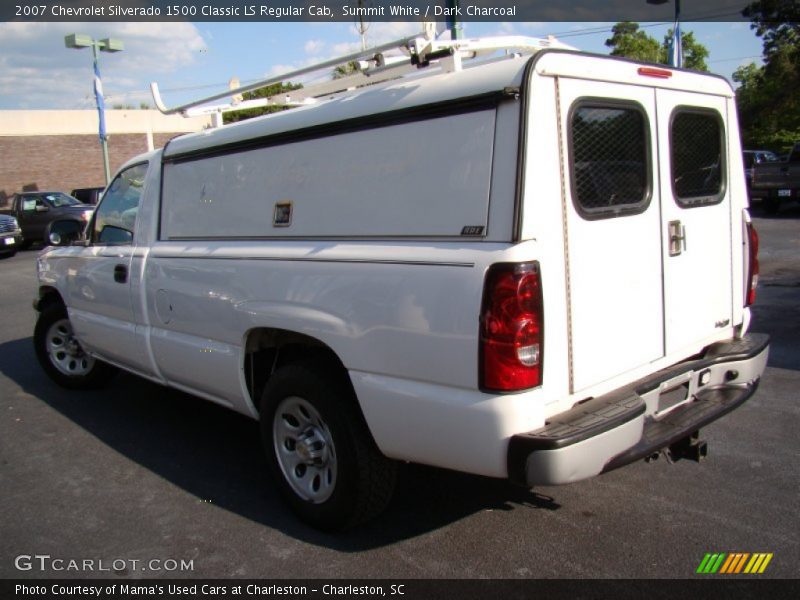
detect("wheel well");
top-left (244, 328), bottom-right (347, 414)
top-left (36, 286), bottom-right (65, 313)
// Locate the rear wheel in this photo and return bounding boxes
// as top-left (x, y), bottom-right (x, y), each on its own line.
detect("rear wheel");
top-left (260, 361), bottom-right (396, 531)
top-left (33, 303), bottom-right (117, 389)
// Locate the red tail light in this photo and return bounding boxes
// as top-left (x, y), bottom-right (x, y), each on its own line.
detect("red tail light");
top-left (480, 262), bottom-right (543, 392)
top-left (746, 221), bottom-right (759, 306)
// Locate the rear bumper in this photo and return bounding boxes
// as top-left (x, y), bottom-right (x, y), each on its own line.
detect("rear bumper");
top-left (508, 333), bottom-right (769, 486)
top-left (0, 232), bottom-right (22, 253)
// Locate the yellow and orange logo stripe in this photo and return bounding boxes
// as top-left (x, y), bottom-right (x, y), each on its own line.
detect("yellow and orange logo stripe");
top-left (696, 552), bottom-right (773, 574)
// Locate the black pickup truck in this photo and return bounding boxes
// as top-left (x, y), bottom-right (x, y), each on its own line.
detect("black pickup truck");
top-left (0, 192), bottom-right (93, 248)
top-left (750, 142), bottom-right (800, 213)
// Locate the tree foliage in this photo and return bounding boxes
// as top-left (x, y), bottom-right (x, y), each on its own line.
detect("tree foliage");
top-left (606, 22), bottom-right (662, 63)
top-left (605, 22), bottom-right (709, 71)
top-left (332, 61), bottom-right (361, 80)
top-left (734, 1), bottom-right (800, 150)
top-left (222, 81), bottom-right (303, 124)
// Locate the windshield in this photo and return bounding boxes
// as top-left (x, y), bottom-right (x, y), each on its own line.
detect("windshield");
top-left (760, 152), bottom-right (779, 162)
top-left (41, 193), bottom-right (83, 208)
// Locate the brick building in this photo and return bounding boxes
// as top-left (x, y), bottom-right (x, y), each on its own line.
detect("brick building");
top-left (0, 110), bottom-right (211, 201)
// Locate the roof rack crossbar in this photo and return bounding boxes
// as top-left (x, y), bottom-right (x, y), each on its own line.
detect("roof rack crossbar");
top-left (151, 34), bottom-right (575, 118)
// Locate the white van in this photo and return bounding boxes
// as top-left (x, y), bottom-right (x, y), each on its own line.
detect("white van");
top-left (34, 35), bottom-right (768, 530)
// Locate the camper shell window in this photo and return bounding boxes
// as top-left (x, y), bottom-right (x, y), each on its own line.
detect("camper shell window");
top-left (568, 100), bottom-right (651, 220)
top-left (670, 108), bottom-right (726, 207)
top-left (160, 109), bottom-right (498, 240)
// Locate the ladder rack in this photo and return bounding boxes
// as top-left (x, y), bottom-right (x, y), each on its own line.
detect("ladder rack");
top-left (150, 32), bottom-right (574, 124)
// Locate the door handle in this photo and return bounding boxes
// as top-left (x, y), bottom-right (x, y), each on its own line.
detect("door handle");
top-left (668, 220), bottom-right (686, 257)
top-left (113, 264), bottom-right (128, 284)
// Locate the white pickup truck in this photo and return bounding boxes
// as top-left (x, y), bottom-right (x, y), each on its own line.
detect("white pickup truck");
top-left (34, 36), bottom-right (769, 530)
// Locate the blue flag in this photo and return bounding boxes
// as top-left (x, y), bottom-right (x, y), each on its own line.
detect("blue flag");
top-left (669, 22), bottom-right (683, 68)
top-left (93, 57), bottom-right (107, 142)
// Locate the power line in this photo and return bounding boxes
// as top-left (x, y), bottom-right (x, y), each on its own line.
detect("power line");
top-left (107, 18), bottom-right (762, 106)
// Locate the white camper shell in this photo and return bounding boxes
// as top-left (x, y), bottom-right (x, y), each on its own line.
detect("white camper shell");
top-left (35, 36), bottom-right (769, 530)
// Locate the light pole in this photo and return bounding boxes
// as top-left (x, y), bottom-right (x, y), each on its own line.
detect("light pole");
top-left (647, 0), bottom-right (682, 68)
top-left (446, 0), bottom-right (462, 40)
top-left (65, 34), bottom-right (124, 186)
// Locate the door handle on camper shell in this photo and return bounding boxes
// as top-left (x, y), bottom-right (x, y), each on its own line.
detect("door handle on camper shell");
top-left (669, 220), bottom-right (686, 256)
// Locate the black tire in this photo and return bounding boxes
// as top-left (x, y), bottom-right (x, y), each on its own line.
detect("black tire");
top-left (0, 251), bottom-right (15, 259)
top-left (33, 303), bottom-right (117, 389)
top-left (260, 361), bottom-right (396, 531)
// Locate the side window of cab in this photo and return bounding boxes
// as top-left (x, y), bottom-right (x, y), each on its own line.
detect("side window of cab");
top-left (92, 163), bottom-right (148, 245)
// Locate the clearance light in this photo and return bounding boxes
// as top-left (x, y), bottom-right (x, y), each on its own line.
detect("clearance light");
top-left (638, 66), bottom-right (673, 79)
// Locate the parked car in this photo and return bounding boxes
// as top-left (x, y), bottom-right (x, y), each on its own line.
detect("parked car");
top-left (0, 191), bottom-right (92, 248)
top-left (34, 36), bottom-right (768, 531)
top-left (0, 214), bottom-right (23, 257)
top-left (743, 149), bottom-right (779, 192)
top-left (750, 142), bottom-right (800, 212)
top-left (70, 187), bottom-right (105, 205)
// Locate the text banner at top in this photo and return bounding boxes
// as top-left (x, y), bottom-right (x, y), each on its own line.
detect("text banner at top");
top-left (6, 0), bottom-right (757, 23)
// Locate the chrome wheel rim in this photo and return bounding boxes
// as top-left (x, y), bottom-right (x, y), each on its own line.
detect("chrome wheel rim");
top-left (273, 396), bottom-right (337, 503)
top-left (45, 318), bottom-right (94, 377)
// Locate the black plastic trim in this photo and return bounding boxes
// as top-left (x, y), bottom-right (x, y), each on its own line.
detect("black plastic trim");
top-left (512, 55), bottom-right (538, 243)
top-left (148, 255), bottom-right (474, 268)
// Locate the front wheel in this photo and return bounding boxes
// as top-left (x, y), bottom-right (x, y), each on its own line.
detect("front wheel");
top-left (260, 361), bottom-right (396, 531)
top-left (33, 304), bottom-right (117, 389)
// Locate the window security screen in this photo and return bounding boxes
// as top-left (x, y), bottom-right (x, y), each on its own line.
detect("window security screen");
top-left (571, 105), bottom-right (649, 218)
top-left (671, 111), bottom-right (724, 206)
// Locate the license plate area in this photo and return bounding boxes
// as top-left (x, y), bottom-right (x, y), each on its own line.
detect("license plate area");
top-left (3, 237), bottom-right (14, 246)
top-left (655, 373), bottom-right (694, 418)
top-left (778, 189), bottom-right (791, 197)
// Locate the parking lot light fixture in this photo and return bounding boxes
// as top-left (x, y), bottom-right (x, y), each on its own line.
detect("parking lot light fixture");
top-left (64, 34), bottom-right (125, 186)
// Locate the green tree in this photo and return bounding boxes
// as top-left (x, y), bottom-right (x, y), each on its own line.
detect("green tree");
top-left (734, 1), bottom-right (800, 150)
top-left (222, 81), bottom-right (303, 124)
top-left (605, 22), bottom-right (709, 71)
top-left (332, 61), bottom-right (360, 80)
top-left (663, 29), bottom-right (709, 71)
top-left (605, 22), bottom-right (662, 63)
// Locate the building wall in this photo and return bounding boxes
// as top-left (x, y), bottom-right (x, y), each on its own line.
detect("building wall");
top-left (0, 133), bottom-right (177, 198)
top-left (0, 110), bottom-right (211, 200)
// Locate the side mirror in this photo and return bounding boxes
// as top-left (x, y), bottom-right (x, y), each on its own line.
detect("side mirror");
top-left (45, 220), bottom-right (86, 246)
top-left (35, 204), bottom-right (50, 213)
top-left (98, 225), bottom-right (133, 245)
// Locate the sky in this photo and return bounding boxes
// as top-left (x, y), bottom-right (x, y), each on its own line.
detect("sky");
top-left (0, 20), bottom-right (764, 110)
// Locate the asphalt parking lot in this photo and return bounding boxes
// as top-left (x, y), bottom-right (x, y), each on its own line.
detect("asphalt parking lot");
top-left (1, 208), bottom-right (798, 580)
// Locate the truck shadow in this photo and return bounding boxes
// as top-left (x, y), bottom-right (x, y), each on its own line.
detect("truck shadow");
top-left (0, 337), bottom-right (559, 551)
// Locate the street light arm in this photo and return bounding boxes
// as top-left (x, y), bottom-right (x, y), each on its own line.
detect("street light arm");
top-left (149, 82), bottom-right (171, 114)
